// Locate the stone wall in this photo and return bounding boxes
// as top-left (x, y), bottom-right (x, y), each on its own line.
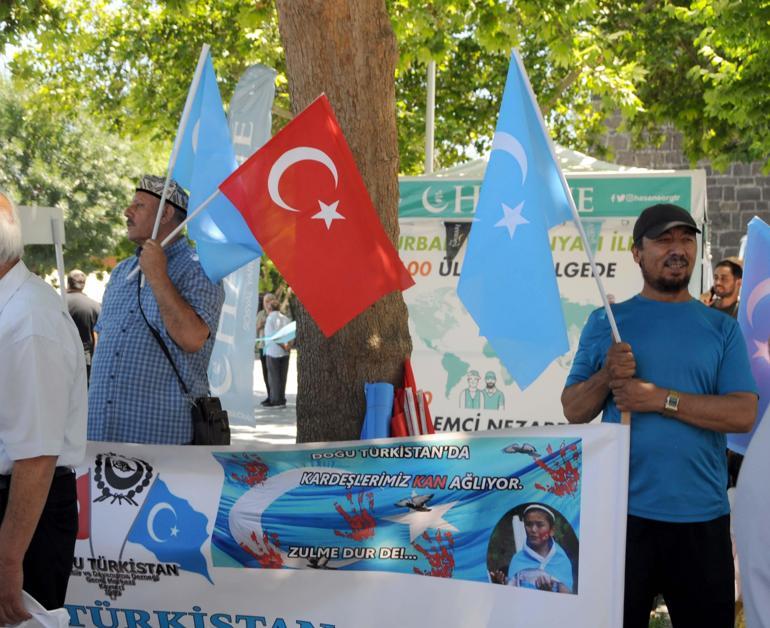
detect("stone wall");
top-left (602, 127), bottom-right (770, 262)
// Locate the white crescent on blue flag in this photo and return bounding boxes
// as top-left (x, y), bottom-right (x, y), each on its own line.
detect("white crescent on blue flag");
top-left (126, 477), bottom-right (212, 583)
top-left (730, 217), bottom-right (770, 453)
top-left (458, 51), bottom-right (571, 390)
top-left (173, 52), bottom-right (262, 283)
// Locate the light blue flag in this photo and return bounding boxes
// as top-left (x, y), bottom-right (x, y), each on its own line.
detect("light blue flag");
top-left (126, 477), bottom-right (212, 583)
top-left (457, 51), bottom-right (571, 390)
top-left (173, 52), bottom-right (262, 283)
top-left (730, 217), bottom-right (770, 453)
top-left (254, 320), bottom-right (296, 345)
top-left (207, 64), bottom-right (276, 426)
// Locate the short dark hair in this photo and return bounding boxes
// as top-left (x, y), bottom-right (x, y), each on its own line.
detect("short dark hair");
top-left (715, 259), bottom-right (743, 279)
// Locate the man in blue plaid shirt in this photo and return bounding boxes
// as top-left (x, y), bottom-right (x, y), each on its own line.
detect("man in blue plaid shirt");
top-left (88, 175), bottom-right (225, 444)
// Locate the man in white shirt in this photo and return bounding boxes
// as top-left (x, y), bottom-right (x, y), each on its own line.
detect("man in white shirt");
top-left (263, 294), bottom-right (291, 408)
top-left (0, 192), bottom-right (87, 623)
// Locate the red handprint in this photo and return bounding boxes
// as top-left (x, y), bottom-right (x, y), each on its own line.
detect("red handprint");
top-left (536, 442), bottom-right (581, 496)
top-left (412, 530), bottom-right (455, 578)
top-left (333, 491), bottom-right (376, 541)
top-left (240, 530), bottom-right (284, 569)
top-left (230, 453), bottom-right (269, 487)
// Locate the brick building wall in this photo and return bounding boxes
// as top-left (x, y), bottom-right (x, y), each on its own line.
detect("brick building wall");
top-left (602, 126), bottom-right (770, 262)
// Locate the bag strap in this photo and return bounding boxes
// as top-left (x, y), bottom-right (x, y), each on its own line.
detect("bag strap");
top-left (136, 271), bottom-right (191, 396)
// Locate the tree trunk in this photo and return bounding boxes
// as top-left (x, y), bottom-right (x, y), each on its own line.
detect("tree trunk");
top-left (275, 0), bottom-right (412, 443)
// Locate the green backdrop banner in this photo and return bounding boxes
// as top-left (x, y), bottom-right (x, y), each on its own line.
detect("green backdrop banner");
top-left (399, 176), bottom-right (693, 219)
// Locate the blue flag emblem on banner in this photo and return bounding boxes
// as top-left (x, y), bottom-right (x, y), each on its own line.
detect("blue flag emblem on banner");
top-left (173, 52), bottom-right (262, 283)
top-left (126, 477), bottom-right (212, 583)
top-left (458, 52), bottom-right (571, 390)
top-left (731, 217), bottom-right (770, 453)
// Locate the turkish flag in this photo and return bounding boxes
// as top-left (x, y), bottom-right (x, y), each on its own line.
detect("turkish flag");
top-left (390, 390), bottom-right (409, 437)
top-left (76, 471), bottom-right (90, 540)
top-left (219, 94), bottom-right (414, 336)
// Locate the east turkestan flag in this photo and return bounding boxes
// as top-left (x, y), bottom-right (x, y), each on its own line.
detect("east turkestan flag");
top-left (458, 51), bottom-right (571, 390)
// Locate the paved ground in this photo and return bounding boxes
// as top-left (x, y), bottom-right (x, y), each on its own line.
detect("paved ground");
top-left (230, 353), bottom-right (298, 446)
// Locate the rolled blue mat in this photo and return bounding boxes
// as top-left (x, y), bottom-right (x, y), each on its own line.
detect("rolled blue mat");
top-left (361, 382), bottom-right (395, 440)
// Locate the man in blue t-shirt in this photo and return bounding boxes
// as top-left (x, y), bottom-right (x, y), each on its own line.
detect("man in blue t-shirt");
top-left (561, 204), bottom-right (757, 628)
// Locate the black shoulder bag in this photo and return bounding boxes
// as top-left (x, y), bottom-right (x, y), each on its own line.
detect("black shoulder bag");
top-left (137, 276), bottom-right (230, 445)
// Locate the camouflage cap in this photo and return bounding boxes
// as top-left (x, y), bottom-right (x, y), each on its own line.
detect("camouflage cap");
top-left (136, 175), bottom-right (189, 213)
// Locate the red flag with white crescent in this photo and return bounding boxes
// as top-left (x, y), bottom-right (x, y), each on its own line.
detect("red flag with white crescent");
top-left (219, 94), bottom-right (413, 336)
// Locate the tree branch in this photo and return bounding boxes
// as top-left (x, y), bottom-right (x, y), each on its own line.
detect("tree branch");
top-left (542, 67), bottom-right (581, 116)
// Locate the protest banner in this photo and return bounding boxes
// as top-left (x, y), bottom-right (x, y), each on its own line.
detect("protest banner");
top-left (66, 423), bottom-right (628, 627)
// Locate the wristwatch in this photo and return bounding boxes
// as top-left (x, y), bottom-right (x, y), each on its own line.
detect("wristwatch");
top-left (663, 390), bottom-right (680, 415)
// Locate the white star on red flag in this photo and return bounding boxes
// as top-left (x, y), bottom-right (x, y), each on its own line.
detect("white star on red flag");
top-left (312, 200), bottom-right (345, 229)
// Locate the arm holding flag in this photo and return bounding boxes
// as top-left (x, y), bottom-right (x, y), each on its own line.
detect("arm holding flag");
top-left (139, 239), bottom-right (212, 352)
top-left (562, 342), bottom-right (635, 423)
top-left (562, 311), bottom-right (756, 430)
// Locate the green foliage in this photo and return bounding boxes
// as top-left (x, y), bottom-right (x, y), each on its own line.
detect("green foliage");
top-left (6, 0), bottom-right (770, 179)
top-left (648, 615), bottom-right (671, 628)
top-left (0, 1), bottom-right (62, 48)
top-left (390, 0), bottom-right (645, 172)
top-left (258, 257), bottom-right (283, 294)
top-left (685, 1), bottom-right (770, 169)
top-left (9, 0), bottom-right (287, 143)
top-left (7, 0), bottom-right (647, 177)
top-left (600, 1), bottom-right (770, 170)
top-left (0, 81), bottom-right (156, 275)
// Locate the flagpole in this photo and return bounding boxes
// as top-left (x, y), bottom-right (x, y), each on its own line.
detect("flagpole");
top-left (159, 188), bottom-right (221, 246)
top-left (425, 60), bottom-right (436, 174)
top-left (118, 476), bottom-right (159, 562)
top-left (126, 188), bottom-right (221, 280)
top-left (149, 44), bottom-right (211, 242)
top-left (130, 44), bottom-right (210, 284)
top-left (513, 49), bottom-right (629, 424)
